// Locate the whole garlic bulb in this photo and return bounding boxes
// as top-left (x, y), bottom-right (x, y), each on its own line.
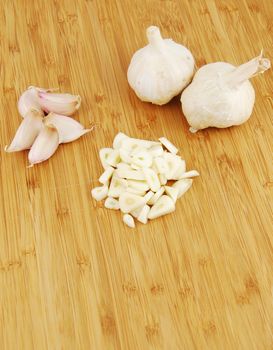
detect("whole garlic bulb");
top-left (181, 53), bottom-right (271, 132)
top-left (127, 26), bottom-right (195, 105)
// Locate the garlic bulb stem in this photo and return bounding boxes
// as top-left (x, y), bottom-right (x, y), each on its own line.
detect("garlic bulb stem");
top-left (146, 26), bottom-right (165, 50)
top-left (224, 53), bottom-right (271, 87)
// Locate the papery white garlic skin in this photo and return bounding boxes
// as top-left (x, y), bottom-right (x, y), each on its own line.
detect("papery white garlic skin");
top-left (38, 91), bottom-right (81, 116)
top-left (28, 124), bottom-right (59, 166)
top-left (44, 113), bottom-right (91, 144)
top-left (5, 109), bottom-right (43, 152)
top-left (181, 54), bottom-right (271, 131)
top-left (127, 25), bottom-right (195, 105)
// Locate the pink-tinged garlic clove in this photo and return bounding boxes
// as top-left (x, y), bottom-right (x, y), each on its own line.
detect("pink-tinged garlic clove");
top-left (5, 109), bottom-right (44, 152)
top-left (17, 86), bottom-right (57, 118)
top-left (44, 113), bottom-right (92, 144)
top-left (38, 91), bottom-right (81, 116)
top-left (28, 123), bottom-right (59, 166)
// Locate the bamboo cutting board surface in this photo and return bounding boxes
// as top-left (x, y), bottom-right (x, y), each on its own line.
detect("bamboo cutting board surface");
top-left (0, 1), bottom-right (272, 349)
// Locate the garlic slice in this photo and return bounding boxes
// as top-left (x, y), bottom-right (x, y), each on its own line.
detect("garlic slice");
top-left (38, 91), bottom-right (81, 116)
top-left (127, 180), bottom-right (150, 192)
top-left (142, 168), bottom-right (161, 192)
top-left (113, 132), bottom-right (129, 149)
top-left (149, 144), bottom-right (164, 157)
top-left (121, 137), bottom-right (160, 151)
top-left (123, 214), bottom-right (135, 228)
top-left (91, 185), bottom-right (109, 201)
top-left (119, 192), bottom-right (146, 213)
top-left (28, 123), bottom-right (59, 166)
top-left (148, 195), bottom-right (175, 219)
top-left (126, 187), bottom-right (147, 196)
top-left (164, 186), bottom-right (179, 203)
top-left (120, 148), bottom-right (134, 164)
top-left (116, 168), bottom-right (145, 181)
top-left (5, 109), bottom-right (43, 152)
top-left (172, 159), bottom-right (186, 180)
top-left (108, 176), bottom-right (128, 198)
top-left (106, 149), bottom-right (121, 167)
top-left (99, 148), bottom-right (114, 169)
top-left (104, 197), bottom-right (120, 210)
top-left (163, 152), bottom-right (182, 179)
top-left (143, 190), bottom-right (154, 203)
top-left (44, 113), bottom-right (91, 144)
top-left (147, 186), bottom-right (165, 205)
top-left (132, 150), bottom-right (153, 168)
top-left (172, 179), bottom-right (193, 198)
top-left (179, 170), bottom-right (200, 179)
top-left (99, 166), bottom-right (115, 184)
top-left (137, 204), bottom-right (150, 224)
top-left (159, 173), bottom-right (167, 185)
top-left (154, 156), bottom-right (168, 174)
top-left (159, 137), bottom-right (178, 154)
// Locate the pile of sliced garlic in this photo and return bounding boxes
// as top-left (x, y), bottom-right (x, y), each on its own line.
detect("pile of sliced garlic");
top-left (5, 86), bottom-right (91, 166)
top-left (91, 133), bottom-right (199, 228)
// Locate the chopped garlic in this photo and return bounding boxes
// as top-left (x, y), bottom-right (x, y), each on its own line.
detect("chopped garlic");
top-left (105, 197), bottom-right (120, 210)
top-left (99, 166), bottom-right (115, 184)
top-left (137, 205), bottom-right (150, 224)
top-left (91, 185), bottom-right (108, 201)
top-left (148, 195), bottom-right (175, 219)
top-left (123, 214), bottom-right (135, 228)
top-left (159, 137), bottom-right (178, 154)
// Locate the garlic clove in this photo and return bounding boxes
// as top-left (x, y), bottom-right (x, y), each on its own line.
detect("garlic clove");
top-left (44, 113), bottom-right (91, 144)
top-left (116, 167), bottom-right (145, 181)
top-left (127, 25), bottom-right (195, 105)
top-left (28, 123), bottom-right (59, 166)
top-left (18, 86), bottom-right (57, 118)
top-left (38, 91), bottom-right (81, 116)
top-left (5, 109), bottom-right (43, 152)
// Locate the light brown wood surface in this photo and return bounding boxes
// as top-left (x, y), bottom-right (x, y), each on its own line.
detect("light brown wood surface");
top-left (0, 0), bottom-right (272, 349)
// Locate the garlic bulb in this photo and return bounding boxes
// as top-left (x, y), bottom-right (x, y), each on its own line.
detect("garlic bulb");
top-left (127, 26), bottom-right (195, 105)
top-left (181, 53), bottom-right (271, 132)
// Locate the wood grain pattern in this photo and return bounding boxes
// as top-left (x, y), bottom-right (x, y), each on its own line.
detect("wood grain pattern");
top-left (0, 0), bottom-right (272, 349)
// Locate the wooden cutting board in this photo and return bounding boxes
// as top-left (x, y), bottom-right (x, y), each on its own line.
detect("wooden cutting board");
top-left (0, 1), bottom-right (272, 349)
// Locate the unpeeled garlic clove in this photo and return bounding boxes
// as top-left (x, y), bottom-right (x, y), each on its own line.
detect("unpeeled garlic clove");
top-left (44, 113), bottom-right (91, 144)
top-left (18, 86), bottom-right (57, 118)
top-left (28, 123), bottom-right (59, 166)
top-left (5, 109), bottom-right (44, 152)
top-left (38, 91), bottom-right (81, 116)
